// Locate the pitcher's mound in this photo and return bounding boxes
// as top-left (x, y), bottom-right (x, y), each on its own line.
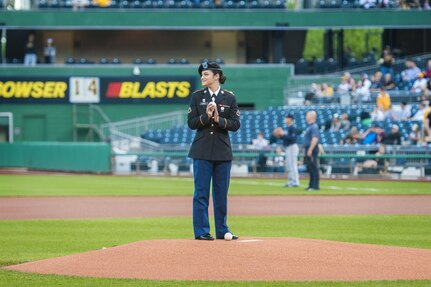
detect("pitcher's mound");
top-left (6, 237), bottom-right (431, 281)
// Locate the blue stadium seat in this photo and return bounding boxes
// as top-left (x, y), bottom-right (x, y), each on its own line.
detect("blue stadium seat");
top-left (79, 58), bottom-right (89, 64)
top-left (112, 58), bottom-right (121, 64)
top-left (133, 58), bottom-right (144, 64)
top-left (99, 58), bottom-right (109, 64)
top-left (65, 57), bottom-right (75, 64)
top-left (167, 58), bottom-right (177, 64)
top-left (314, 58), bottom-right (326, 74)
top-left (295, 58), bottom-right (309, 74)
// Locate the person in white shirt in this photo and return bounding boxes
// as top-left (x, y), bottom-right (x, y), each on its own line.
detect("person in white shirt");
top-left (43, 38), bottom-right (56, 64)
top-left (251, 131), bottom-right (269, 149)
top-left (399, 102), bottom-right (412, 120)
top-left (371, 106), bottom-right (385, 121)
top-left (411, 102), bottom-right (426, 121)
top-left (411, 73), bottom-right (428, 93)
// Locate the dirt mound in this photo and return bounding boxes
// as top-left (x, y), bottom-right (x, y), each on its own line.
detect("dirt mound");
top-left (6, 237), bottom-right (431, 281)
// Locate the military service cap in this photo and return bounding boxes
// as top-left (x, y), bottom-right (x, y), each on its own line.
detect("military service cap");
top-left (198, 61), bottom-right (222, 75)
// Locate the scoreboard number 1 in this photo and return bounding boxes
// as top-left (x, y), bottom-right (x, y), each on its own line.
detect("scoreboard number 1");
top-left (69, 77), bottom-right (100, 103)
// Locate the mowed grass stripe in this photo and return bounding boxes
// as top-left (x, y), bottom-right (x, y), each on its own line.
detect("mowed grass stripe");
top-left (1, 175), bottom-right (430, 196)
top-left (1, 270), bottom-right (431, 287)
top-left (1, 215), bottom-right (430, 267)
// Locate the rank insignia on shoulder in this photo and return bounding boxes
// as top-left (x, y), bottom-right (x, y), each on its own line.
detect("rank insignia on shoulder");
top-left (188, 107), bottom-right (192, 113)
top-left (224, 89), bottom-right (235, 95)
top-left (193, 88), bottom-right (205, 94)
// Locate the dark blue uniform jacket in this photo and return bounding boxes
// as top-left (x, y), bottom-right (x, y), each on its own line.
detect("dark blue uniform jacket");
top-left (188, 88), bottom-right (240, 161)
top-left (281, 125), bottom-right (298, 146)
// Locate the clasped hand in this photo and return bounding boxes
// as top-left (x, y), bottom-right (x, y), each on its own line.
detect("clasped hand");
top-left (206, 103), bottom-right (219, 123)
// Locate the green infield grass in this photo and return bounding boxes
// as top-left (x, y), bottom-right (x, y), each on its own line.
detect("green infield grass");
top-left (1, 216), bottom-right (431, 287)
top-left (0, 174), bottom-right (430, 196)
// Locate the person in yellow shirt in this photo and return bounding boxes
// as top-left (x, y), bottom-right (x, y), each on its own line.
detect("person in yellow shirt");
top-left (423, 102), bottom-right (431, 137)
top-left (376, 87), bottom-right (391, 111)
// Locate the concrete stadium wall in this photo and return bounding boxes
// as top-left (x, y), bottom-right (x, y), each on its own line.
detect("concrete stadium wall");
top-left (0, 142), bottom-right (111, 173)
top-left (1, 10), bottom-right (430, 29)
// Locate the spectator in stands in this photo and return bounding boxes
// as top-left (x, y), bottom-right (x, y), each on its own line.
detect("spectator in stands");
top-left (340, 126), bottom-right (360, 145)
top-left (376, 86), bottom-right (391, 111)
top-left (252, 131), bottom-right (270, 172)
top-left (340, 113), bottom-right (351, 130)
top-left (385, 105), bottom-right (396, 121)
top-left (371, 106), bottom-right (386, 121)
top-left (387, 103), bottom-right (411, 121)
top-left (424, 59), bottom-right (431, 79)
top-left (329, 114), bottom-right (341, 132)
top-left (424, 102), bottom-right (431, 135)
top-left (411, 73), bottom-right (427, 93)
top-left (321, 83), bottom-right (334, 98)
top-left (400, 0), bottom-right (420, 8)
top-left (251, 131), bottom-right (269, 149)
top-left (424, 128), bottom-right (431, 144)
top-left (359, 0), bottom-right (376, 8)
top-left (337, 75), bottom-right (350, 95)
top-left (381, 73), bottom-right (396, 90)
top-left (358, 144), bottom-right (386, 175)
top-left (24, 33), bottom-right (37, 66)
top-left (360, 110), bottom-right (372, 127)
top-left (43, 38), bottom-right (56, 64)
top-left (354, 73), bottom-right (371, 102)
top-left (268, 146), bottom-right (285, 173)
top-left (338, 72), bottom-right (356, 95)
top-left (73, 0), bottom-right (90, 10)
top-left (401, 58), bottom-right (421, 87)
top-left (398, 101), bottom-right (412, 121)
top-left (408, 124), bottom-right (422, 145)
top-left (379, 46), bottom-right (395, 76)
top-left (382, 124), bottom-right (402, 145)
top-left (411, 102), bottom-right (426, 121)
top-left (425, 79), bottom-right (431, 99)
top-left (360, 124), bottom-right (385, 145)
top-left (370, 71), bottom-right (383, 92)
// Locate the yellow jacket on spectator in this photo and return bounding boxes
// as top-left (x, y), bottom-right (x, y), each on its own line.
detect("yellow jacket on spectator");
top-left (376, 90), bottom-right (391, 111)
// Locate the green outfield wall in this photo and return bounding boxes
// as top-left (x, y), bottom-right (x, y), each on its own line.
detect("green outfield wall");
top-left (0, 65), bottom-right (291, 141)
top-left (1, 10), bottom-right (430, 29)
top-left (0, 142), bottom-right (111, 172)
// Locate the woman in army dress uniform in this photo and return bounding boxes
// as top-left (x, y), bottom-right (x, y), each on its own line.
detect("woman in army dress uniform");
top-left (187, 61), bottom-right (240, 240)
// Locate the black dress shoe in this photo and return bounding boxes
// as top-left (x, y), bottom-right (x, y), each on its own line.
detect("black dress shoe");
top-left (195, 233), bottom-right (214, 240)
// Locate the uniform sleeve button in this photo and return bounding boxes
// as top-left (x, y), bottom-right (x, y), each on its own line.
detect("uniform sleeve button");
top-left (210, 132), bottom-right (213, 135)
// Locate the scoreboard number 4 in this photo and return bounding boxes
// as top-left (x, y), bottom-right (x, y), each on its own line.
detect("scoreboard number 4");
top-left (69, 77), bottom-right (101, 103)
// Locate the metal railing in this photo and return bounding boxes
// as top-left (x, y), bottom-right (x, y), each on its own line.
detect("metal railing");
top-left (100, 110), bottom-right (187, 141)
top-left (111, 143), bottom-right (431, 179)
